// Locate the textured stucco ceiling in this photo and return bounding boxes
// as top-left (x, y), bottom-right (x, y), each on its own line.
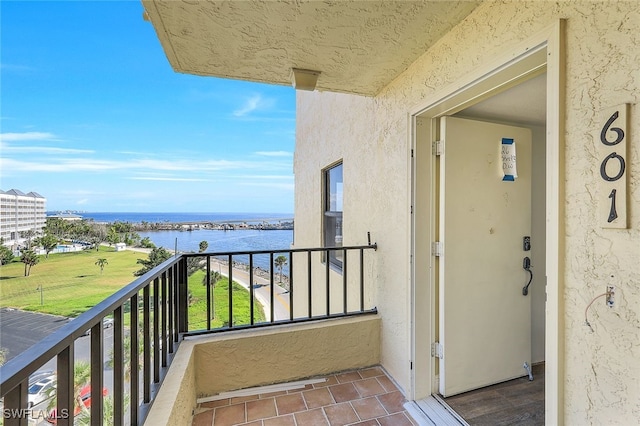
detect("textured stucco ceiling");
top-left (142, 0), bottom-right (480, 96)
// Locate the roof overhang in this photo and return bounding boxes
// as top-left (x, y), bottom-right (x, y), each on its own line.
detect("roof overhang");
top-left (141, 1), bottom-right (480, 96)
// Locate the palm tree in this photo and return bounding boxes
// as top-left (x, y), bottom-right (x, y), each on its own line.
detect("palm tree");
top-left (45, 360), bottom-right (91, 416)
top-left (199, 240), bottom-right (208, 253)
top-left (274, 255), bottom-right (288, 284)
top-left (20, 249), bottom-right (39, 276)
top-left (95, 258), bottom-right (108, 274)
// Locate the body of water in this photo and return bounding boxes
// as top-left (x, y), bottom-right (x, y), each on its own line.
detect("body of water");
top-left (138, 228), bottom-right (294, 275)
top-left (65, 212), bottom-right (293, 224)
top-left (48, 212), bottom-right (295, 274)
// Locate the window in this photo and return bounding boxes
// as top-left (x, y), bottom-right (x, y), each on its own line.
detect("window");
top-left (324, 162), bottom-right (343, 269)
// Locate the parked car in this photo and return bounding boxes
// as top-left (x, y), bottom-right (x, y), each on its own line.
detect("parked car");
top-left (28, 374), bottom-right (56, 408)
top-left (102, 317), bottom-right (114, 328)
top-left (46, 384), bottom-right (108, 424)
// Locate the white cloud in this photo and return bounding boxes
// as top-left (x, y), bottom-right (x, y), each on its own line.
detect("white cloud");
top-left (233, 94), bottom-right (276, 117)
top-left (0, 132), bottom-right (60, 142)
top-left (129, 176), bottom-right (209, 182)
top-left (238, 182), bottom-right (295, 191)
top-left (1, 145), bottom-right (93, 154)
top-left (254, 151), bottom-right (292, 157)
top-left (0, 156), bottom-right (280, 174)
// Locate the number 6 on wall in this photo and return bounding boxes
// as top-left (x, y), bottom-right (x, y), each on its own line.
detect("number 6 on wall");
top-left (598, 104), bottom-right (629, 229)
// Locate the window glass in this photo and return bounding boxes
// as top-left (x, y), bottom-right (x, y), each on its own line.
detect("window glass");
top-left (324, 163), bottom-right (343, 269)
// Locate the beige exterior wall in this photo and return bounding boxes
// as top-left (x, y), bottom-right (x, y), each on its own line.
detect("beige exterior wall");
top-left (294, 1), bottom-right (639, 424)
top-left (145, 316), bottom-right (380, 425)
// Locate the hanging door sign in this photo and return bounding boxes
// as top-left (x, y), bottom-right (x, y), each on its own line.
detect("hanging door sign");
top-left (598, 104), bottom-right (629, 229)
top-left (501, 138), bottom-right (518, 181)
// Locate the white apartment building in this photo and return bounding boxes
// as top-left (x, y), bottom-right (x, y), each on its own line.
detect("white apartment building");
top-left (0, 189), bottom-right (47, 248)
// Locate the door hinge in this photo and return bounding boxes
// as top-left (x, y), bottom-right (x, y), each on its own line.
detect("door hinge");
top-left (432, 140), bottom-right (444, 156)
top-left (431, 342), bottom-right (444, 359)
top-left (411, 149), bottom-right (414, 158)
top-left (432, 241), bottom-right (443, 257)
top-left (410, 361), bottom-right (413, 370)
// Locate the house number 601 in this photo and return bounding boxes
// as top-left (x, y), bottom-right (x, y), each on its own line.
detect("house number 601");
top-left (598, 105), bottom-right (629, 229)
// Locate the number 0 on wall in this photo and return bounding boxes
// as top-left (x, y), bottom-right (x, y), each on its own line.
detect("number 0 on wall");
top-left (598, 104), bottom-right (629, 229)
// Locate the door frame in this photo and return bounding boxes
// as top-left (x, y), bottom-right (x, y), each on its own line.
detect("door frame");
top-left (409, 20), bottom-right (565, 424)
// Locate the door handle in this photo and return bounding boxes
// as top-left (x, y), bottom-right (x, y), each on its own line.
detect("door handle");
top-left (522, 257), bottom-right (533, 296)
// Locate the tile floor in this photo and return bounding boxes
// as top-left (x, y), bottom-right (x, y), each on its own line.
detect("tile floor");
top-left (192, 366), bottom-right (418, 426)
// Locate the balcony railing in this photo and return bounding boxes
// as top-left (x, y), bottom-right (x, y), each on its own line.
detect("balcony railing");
top-left (0, 242), bottom-right (377, 425)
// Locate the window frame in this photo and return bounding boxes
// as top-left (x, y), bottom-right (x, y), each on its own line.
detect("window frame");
top-left (323, 161), bottom-right (343, 271)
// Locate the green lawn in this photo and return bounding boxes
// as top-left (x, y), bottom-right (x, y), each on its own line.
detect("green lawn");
top-left (187, 270), bottom-right (266, 330)
top-left (0, 247), bottom-right (265, 328)
top-left (0, 247), bottom-right (141, 317)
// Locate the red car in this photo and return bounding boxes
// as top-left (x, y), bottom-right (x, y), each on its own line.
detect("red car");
top-left (46, 384), bottom-right (108, 424)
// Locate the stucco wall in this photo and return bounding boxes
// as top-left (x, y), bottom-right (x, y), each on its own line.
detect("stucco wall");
top-left (294, 1), bottom-right (639, 423)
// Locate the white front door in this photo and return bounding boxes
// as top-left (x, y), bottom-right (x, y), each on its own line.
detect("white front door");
top-left (438, 116), bottom-right (533, 397)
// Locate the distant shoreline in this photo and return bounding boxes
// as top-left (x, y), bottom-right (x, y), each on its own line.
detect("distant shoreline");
top-left (47, 211), bottom-right (294, 231)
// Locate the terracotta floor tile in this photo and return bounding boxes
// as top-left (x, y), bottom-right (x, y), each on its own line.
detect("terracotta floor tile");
top-left (303, 387), bottom-right (335, 409)
top-left (259, 390), bottom-right (288, 398)
top-left (238, 422), bottom-right (262, 426)
top-left (328, 383), bottom-right (360, 403)
top-left (294, 408), bottom-right (330, 425)
top-left (349, 421), bottom-right (379, 426)
top-left (213, 403), bottom-right (246, 426)
top-left (313, 376), bottom-right (339, 388)
top-left (192, 409), bottom-right (214, 426)
top-left (335, 371), bottom-right (362, 383)
top-left (377, 391), bottom-right (406, 414)
top-left (202, 398), bottom-right (231, 409)
top-left (232, 395), bottom-right (259, 404)
top-left (263, 414), bottom-right (295, 426)
top-left (353, 378), bottom-right (386, 398)
top-left (375, 376), bottom-right (398, 393)
top-left (377, 412), bottom-right (414, 426)
top-left (275, 393), bottom-right (307, 415)
top-left (323, 402), bottom-right (359, 425)
top-left (247, 398), bottom-right (277, 421)
top-left (351, 396), bottom-right (387, 420)
top-left (289, 383), bottom-right (314, 393)
top-left (358, 367), bottom-right (384, 379)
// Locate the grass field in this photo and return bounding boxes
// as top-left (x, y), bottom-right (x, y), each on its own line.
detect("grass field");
top-left (187, 270), bottom-right (266, 330)
top-left (0, 246), bottom-right (142, 317)
top-left (0, 247), bottom-right (266, 328)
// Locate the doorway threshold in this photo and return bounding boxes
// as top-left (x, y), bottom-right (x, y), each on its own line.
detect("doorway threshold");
top-left (404, 396), bottom-right (468, 426)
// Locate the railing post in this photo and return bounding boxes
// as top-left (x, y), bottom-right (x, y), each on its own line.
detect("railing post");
top-left (161, 272), bottom-right (168, 367)
top-left (308, 250), bottom-right (312, 318)
top-left (249, 254), bottom-right (254, 325)
top-left (270, 252), bottom-right (275, 322)
top-left (289, 251), bottom-right (294, 321)
top-left (57, 344), bottom-right (74, 426)
top-left (90, 322), bottom-right (104, 426)
top-left (2, 380), bottom-right (28, 426)
top-left (228, 254), bottom-right (233, 327)
top-left (343, 248), bottom-right (348, 314)
top-left (113, 307), bottom-right (124, 426)
top-left (143, 285), bottom-right (151, 403)
top-left (206, 256), bottom-right (211, 330)
top-left (178, 256), bottom-right (189, 333)
top-left (326, 249), bottom-right (330, 316)
top-left (130, 293), bottom-right (140, 426)
top-left (153, 277), bottom-right (160, 383)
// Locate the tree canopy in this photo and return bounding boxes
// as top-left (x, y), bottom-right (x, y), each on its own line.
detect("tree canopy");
top-left (134, 247), bottom-right (171, 276)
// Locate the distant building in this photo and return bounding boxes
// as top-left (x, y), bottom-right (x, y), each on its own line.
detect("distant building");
top-left (47, 212), bottom-right (83, 221)
top-left (0, 189), bottom-right (47, 248)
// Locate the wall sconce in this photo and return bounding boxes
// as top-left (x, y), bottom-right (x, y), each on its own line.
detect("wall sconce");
top-left (291, 68), bottom-right (320, 91)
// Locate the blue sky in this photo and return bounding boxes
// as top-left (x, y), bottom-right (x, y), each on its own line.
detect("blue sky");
top-left (0, 1), bottom-right (296, 213)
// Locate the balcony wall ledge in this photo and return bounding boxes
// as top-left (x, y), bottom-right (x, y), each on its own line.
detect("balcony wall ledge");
top-left (144, 314), bottom-right (381, 426)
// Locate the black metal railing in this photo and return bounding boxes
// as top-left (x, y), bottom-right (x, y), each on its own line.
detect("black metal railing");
top-left (0, 242), bottom-right (377, 425)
